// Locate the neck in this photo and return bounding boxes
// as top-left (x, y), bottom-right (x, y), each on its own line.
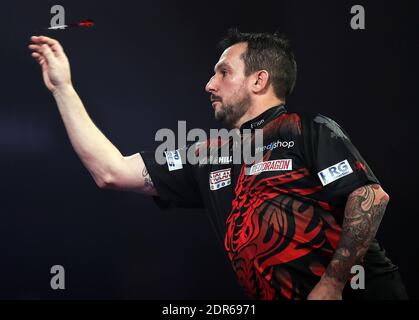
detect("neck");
top-left (233, 97), bottom-right (285, 129)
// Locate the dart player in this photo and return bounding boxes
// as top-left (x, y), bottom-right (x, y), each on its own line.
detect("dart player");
top-left (28, 30), bottom-right (409, 300)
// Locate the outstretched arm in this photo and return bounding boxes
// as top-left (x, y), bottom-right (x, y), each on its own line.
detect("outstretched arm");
top-left (307, 183), bottom-right (389, 299)
top-left (29, 36), bottom-right (157, 195)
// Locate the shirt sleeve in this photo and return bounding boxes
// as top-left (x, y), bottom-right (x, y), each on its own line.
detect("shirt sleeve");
top-left (301, 113), bottom-right (380, 204)
top-left (139, 145), bottom-right (204, 210)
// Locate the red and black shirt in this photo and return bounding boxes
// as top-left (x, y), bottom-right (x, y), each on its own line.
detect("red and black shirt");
top-left (140, 105), bottom-right (397, 300)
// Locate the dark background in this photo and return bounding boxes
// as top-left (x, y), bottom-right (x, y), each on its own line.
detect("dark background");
top-left (0, 0), bottom-right (418, 299)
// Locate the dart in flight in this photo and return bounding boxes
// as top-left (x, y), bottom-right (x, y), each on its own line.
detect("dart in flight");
top-left (48, 19), bottom-right (95, 30)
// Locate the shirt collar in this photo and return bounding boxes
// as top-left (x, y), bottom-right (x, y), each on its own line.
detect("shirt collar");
top-left (239, 105), bottom-right (287, 131)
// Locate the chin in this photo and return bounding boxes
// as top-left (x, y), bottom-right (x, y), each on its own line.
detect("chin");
top-left (214, 109), bottom-right (223, 121)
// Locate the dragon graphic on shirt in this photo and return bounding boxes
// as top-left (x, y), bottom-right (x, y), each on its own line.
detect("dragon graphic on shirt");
top-left (224, 114), bottom-right (343, 299)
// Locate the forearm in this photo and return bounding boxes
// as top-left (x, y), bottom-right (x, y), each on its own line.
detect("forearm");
top-left (322, 184), bottom-right (390, 290)
top-left (53, 85), bottom-right (124, 187)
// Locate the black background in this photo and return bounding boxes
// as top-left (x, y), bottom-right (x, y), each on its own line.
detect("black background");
top-left (0, 0), bottom-right (418, 299)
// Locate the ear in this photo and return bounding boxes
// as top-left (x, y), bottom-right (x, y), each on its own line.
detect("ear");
top-left (250, 70), bottom-right (270, 94)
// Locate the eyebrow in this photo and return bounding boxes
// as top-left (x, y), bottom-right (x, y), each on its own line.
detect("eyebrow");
top-left (214, 62), bottom-right (232, 73)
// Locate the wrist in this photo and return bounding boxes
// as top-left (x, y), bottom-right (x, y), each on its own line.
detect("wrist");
top-left (319, 274), bottom-right (346, 292)
top-left (52, 83), bottom-right (74, 97)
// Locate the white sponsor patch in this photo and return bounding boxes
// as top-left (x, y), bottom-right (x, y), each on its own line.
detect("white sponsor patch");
top-left (317, 159), bottom-right (353, 186)
top-left (248, 159), bottom-right (292, 175)
top-left (165, 149), bottom-right (183, 171)
top-left (217, 156), bottom-right (232, 164)
top-left (209, 168), bottom-right (231, 191)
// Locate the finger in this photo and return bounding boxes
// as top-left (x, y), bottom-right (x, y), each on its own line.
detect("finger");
top-left (31, 36), bottom-right (64, 56)
top-left (31, 35), bottom-right (56, 44)
top-left (34, 35), bottom-right (64, 54)
top-left (30, 36), bottom-right (48, 45)
top-left (31, 51), bottom-right (45, 61)
top-left (31, 51), bottom-right (44, 60)
top-left (30, 36), bottom-right (42, 43)
top-left (31, 52), bottom-right (46, 66)
top-left (37, 35), bottom-right (58, 45)
top-left (40, 44), bottom-right (55, 61)
top-left (28, 44), bottom-right (42, 52)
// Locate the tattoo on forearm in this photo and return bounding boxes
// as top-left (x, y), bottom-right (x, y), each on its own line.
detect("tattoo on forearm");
top-left (142, 166), bottom-right (155, 191)
top-left (324, 184), bottom-right (389, 286)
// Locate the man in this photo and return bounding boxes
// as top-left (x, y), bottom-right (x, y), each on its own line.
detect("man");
top-left (29, 29), bottom-right (408, 300)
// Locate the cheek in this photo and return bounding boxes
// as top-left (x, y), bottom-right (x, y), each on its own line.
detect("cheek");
top-left (223, 77), bottom-right (245, 95)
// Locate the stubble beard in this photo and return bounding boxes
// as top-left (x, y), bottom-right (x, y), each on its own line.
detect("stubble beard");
top-left (215, 89), bottom-right (252, 129)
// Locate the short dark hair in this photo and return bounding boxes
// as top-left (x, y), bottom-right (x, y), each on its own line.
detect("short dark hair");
top-left (218, 28), bottom-right (297, 98)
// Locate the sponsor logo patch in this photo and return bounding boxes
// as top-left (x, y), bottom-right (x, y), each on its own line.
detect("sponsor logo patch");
top-left (165, 149), bottom-right (183, 171)
top-left (217, 156), bottom-right (232, 164)
top-left (248, 159), bottom-right (292, 175)
top-left (255, 140), bottom-right (294, 153)
top-left (199, 155), bottom-right (233, 166)
top-left (209, 168), bottom-right (231, 190)
top-left (317, 159), bottom-right (353, 186)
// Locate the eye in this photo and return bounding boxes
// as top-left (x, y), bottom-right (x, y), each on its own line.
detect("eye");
top-left (221, 69), bottom-right (228, 77)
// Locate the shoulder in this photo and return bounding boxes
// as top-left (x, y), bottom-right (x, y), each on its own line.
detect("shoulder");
top-left (297, 112), bottom-right (335, 126)
top-left (279, 111), bottom-right (334, 130)
top-left (263, 111), bottom-right (303, 138)
top-left (296, 112), bottom-right (350, 140)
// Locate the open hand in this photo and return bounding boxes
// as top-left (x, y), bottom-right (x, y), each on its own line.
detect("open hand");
top-left (29, 36), bottom-right (72, 92)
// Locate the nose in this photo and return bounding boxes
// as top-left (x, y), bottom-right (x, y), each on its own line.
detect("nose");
top-left (205, 75), bottom-right (217, 93)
